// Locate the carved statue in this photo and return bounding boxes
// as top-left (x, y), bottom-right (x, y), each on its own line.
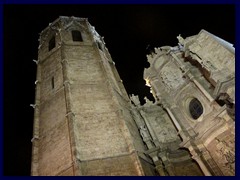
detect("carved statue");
top-left (177, 34), bottom-right (185, 45)
top-left (130, 94), bottom-right (141, 107)
top-left (144, 96), bottom-right (153, 106)
top-left (139, 125), bottom-right (149, 139)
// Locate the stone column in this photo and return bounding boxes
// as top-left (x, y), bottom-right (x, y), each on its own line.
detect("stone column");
top-left (148, 151), bottom-right (166, 176)
top-left (161, 100), bottom-right (188, 141)
top-left (61, 46), bottom-right (80, 175)
top-left (165, 107), bottom-right (182, 131)
top-left (164, 163), bottom-right (175, 176)
top-left (201, 149), bottom-right (223, 175)
top-left (192, 155), bottom-right (212, 176)
top-left (155, 163), bottom-right (167, 176)
top-left (187, 72), bottom-right (214, 103)
top-left (139, 109), bottom-right (159, 148)
top-left (159, 151), bottom-right (175, 176)
top-left (189, 146), bottom-right (212, 176)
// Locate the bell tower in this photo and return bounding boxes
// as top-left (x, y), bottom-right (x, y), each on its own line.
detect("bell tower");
top-left (31, 16), bottom-right (155, 176)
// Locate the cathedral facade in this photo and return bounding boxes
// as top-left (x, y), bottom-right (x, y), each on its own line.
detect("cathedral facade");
top-left (31, 16), bottom-right (235, 176)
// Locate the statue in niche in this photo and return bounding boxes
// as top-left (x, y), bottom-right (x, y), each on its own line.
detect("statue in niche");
top-left (139, 125), bottom-right (149, 139)
top-left (176, 34), bottom-right (185, 51)
top-left (215, 138), bottom-right (235, 174)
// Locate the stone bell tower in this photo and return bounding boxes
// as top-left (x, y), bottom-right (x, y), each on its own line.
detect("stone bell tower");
top-left (31, 16), bottom-right (155, 176)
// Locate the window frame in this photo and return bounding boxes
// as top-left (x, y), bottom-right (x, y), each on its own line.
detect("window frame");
top-left (72, 30), bottom-right (83, 42)
top-left (189, 98), bottom-right (203, 120)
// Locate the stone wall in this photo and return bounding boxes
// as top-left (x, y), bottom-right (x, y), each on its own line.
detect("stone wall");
top-left (80, 154), bottom-right (143, 175)
top-left (143, 30), bottom-right (235, 176)
top-left (32, 18), bottom-right (235, 176)
top-left (33, 17), bottom-right (148, 176)
top-left (37, 52), bottom-right (73, 175)
top-left (66, 42), bottom-right (145, 175)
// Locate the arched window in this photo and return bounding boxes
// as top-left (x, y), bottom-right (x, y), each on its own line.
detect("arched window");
top-left (72, 30), bottom-right (83, 41)
top-left (189, 98), bottom-right (203, 119)
top-left (49, 36), bottom-right (55, 51)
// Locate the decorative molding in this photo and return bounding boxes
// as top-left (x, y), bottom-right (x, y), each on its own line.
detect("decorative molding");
top-left (213, 77), bottom-right (235, 98)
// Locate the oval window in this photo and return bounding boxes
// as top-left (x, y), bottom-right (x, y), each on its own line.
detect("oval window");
top-left (189, 98), bottom-right (203, 119)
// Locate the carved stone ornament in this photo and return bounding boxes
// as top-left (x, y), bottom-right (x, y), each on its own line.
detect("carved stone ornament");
top-left (177, 34), bottom-right (185, 45)
top-left (143, 96), bottom-right (154, 107)
top-left (215, 138), bottom-right (235, 175)
top-left (130, 94), bottom-right (141, 107)
top-left (139, 125), bottom-right (149, 139)
top-left (159, 66), bottom-right (184, 92)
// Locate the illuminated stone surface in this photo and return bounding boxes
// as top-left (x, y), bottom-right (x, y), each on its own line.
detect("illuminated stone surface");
top-left (31, 17), bottom-right (235, 176)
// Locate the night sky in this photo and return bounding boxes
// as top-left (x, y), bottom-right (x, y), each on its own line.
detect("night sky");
top-left (3, 4), bottom-right (235, 175)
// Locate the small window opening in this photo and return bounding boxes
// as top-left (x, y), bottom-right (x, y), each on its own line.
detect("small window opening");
top-left (216, 99), bottom-right (225, 107)
top-left (97, 42), bottom-right (103, 51)
top-left (51, 77), bottom-right (55, 89)
top-left (189, 98), bottom-right (203, 119)
top-left (49, 36), bottom-right (56, 51)
top-left (72, 30), bottom-right (83, 41)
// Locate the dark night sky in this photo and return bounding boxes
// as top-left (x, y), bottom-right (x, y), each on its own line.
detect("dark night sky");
top-left (3, 4), bottom-right (235, 175)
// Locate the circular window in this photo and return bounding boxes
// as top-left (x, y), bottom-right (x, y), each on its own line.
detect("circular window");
top-left (189, 98), bottom-right (203, 119)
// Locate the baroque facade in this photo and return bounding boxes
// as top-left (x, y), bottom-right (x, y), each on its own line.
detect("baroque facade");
top-left (31, 16), bottom-right (235, 176)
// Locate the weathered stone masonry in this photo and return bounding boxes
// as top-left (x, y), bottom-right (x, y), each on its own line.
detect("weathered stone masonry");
top-left (143, 30), bottom-right (235, 176)
top-left (31, 17), bottom-right (235, 176)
